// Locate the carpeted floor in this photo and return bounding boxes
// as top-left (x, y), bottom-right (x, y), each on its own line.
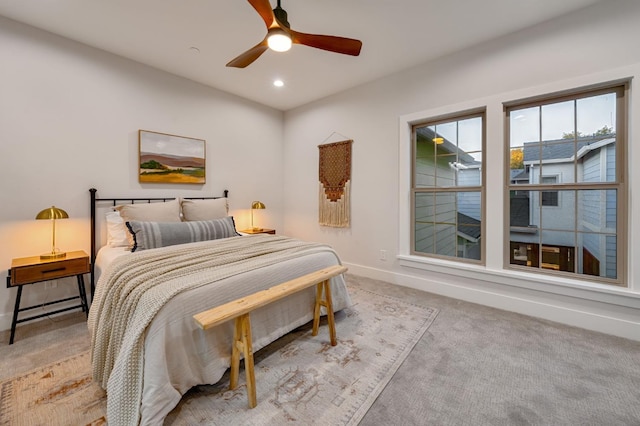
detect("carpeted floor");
top-left (1, 274), bottom-right (639, 425)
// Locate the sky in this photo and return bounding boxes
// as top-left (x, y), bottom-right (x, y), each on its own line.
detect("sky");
top-left (419, 92), bottom-right (616, 155)
top-left (510, 92), bottom-right (616, 147)
top-left (139, 131), bottom-right (205, 158)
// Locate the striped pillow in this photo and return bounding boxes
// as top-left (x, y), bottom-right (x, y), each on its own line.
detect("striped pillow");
top-left (126, 216), bottom-right (239, 252)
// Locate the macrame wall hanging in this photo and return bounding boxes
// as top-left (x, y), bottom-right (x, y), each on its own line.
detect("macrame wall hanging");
top-left (318, 138), bottom-right (353, 227)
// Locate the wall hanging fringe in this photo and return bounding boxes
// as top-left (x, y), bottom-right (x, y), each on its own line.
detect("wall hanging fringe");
top-left (318, 139), bottom-right (352, 227)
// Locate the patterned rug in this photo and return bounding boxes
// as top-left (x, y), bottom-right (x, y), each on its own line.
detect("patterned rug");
top-left (0, 284), bottom-right (438, 425)
top-left (0, 351), bottom-right (106, 426)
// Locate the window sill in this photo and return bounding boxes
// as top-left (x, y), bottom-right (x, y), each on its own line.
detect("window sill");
top-left (397, 254), bottom-right (640, 309)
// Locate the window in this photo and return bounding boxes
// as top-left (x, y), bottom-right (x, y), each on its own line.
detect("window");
top-left (412, 110), bottom-right (484, 263)
top-left (506, 84), bottom-right (626, 286)
top-left (540, 176), bottom-right (559, 207)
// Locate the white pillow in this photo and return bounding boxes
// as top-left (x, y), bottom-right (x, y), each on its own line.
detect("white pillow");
top-left (181, 198), bottom-right (228, 221)
top-left (105, 211), bottom-right (129, 248)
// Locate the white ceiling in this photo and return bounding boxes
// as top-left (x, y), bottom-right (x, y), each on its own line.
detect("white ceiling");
top-left (0, 0), bottom-right (602, 111)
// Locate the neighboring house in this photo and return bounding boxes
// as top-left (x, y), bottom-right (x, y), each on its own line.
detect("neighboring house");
top-left (509, 135), bottom-right (616, 277)
top-left (414, 127), bottom-right (482, 260)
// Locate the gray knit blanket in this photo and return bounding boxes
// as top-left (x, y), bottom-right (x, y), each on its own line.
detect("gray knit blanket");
top-left (88, 235), bottom-right (337, 425)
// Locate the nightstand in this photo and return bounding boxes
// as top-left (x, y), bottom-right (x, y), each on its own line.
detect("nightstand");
top-left (6, 250), bottom-right (90, 344)
top-left (241, 228), bottom-right (276, 235)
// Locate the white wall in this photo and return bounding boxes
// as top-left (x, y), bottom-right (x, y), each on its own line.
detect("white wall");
top-left (283, 0), bottom-right (640, 340)
top-left (0, 17), bottom-right (284, 331)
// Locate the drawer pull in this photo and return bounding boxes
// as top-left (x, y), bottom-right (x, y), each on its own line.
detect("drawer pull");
top-left (41, 267), bottom-right (66, 274)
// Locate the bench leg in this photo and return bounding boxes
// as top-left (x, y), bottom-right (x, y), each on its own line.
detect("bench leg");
top-left (312, 279), bottom-right (337, 346)
top-left (230, 313), bottom-right (257, 408)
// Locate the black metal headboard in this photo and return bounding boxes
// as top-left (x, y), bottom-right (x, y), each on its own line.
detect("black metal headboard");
top-left (89, 188), bottom-right (228, 298)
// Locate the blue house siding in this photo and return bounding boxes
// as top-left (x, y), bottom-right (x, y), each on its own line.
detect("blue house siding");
top-left (582, 149), bottom-right (601, 182)
top-left (457, 168), bottom-right (481, 221)
top-left (580, 189), bottom-right (602, 229)
top-left (606, 235), bottom-right (617, 278)
top-left (606, 145), bottom-right (617, 228)
top-left (606, 144), bottom-right (616, 182)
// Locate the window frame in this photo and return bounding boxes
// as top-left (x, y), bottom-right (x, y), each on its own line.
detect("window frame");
top-left (503, 83), bottom-right (628, 287)
top-left (410, 108), bottom-right (486, 265)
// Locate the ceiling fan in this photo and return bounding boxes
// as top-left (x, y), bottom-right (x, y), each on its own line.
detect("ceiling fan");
top-left (226, 0), bottom-right (363, 68)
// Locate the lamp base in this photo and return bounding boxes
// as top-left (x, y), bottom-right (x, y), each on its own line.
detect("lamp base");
top-left (252, 227), bottom-right (263, 232)
top-left (40, 252), bottom-right (66, 260)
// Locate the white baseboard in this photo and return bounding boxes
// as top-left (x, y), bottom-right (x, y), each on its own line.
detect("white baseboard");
top-left (343, 262), bottom-right (640, 342)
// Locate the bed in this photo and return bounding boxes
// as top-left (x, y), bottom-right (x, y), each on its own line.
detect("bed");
top-left (86, 189), bottom-right (351, 425)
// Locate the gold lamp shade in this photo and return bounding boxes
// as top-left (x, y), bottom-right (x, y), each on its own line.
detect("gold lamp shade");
top-left (251, 201), bottom-right (265, 231)
top-left (36, 206), bottom-right (69, 259)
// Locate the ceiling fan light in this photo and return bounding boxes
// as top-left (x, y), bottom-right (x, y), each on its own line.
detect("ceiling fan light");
top-left (267, 30), bottom-right (292, 52)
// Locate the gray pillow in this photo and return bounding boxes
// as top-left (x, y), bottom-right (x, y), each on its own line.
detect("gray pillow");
top-left (126, 216), bottom-right (239, 252)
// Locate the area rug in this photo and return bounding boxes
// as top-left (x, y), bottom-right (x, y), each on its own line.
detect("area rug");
top-left (166, 284), bottom-right (438, 425)
top-left (0, 351), bottom-right (106, 426)
top-left (0, 284), bottom-right (438, 425)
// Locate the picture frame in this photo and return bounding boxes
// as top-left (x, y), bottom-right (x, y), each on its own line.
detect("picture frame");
top-left (138, 130), bottom-right (206, 184)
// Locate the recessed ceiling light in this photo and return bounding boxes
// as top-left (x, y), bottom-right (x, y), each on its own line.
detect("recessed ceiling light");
top-left (273, 79), bottom-right (284, 87)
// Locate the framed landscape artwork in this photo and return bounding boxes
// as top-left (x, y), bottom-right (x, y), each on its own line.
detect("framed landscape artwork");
top-left (138, 130), bottom-right (206, 184)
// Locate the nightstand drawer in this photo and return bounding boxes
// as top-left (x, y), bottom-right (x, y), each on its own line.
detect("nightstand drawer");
top-left (11, 257), bottom-right (89, 286)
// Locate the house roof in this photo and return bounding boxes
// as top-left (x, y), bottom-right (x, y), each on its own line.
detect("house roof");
top-left (510, 169), bottom-right (529, 181)
top-left (458, 212), bottom-right (481, 242)
top-left (415, 126), bottom-right (480, 166)
top-left (522, 135), bottom-right (614, 163)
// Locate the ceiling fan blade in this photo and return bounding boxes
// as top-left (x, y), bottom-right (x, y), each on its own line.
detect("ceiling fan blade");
top-left (289, 30), bottom-right (362, 56)
top-left (247, 0), bottom-right (275, 28)
top-left (226, 39), bottom-right (269, 68)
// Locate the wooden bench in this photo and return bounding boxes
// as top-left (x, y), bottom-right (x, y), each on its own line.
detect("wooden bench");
top-left (193, 264), bottom-right (348, 408)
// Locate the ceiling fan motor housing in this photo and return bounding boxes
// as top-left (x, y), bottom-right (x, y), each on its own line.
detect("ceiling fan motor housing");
top-left (273, 5), bottom-right (290, 28)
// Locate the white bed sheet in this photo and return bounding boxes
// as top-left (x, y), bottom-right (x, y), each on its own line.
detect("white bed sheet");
top-left (91, 241), bottom-right (351, 425)
top-left (94, 245), bottom-right (129, 282)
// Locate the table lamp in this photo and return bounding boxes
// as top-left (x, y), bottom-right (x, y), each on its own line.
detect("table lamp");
top-left (251, 201), bottom-right (265, 231)
top-left (36, 206), bottom-right (69, 259)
